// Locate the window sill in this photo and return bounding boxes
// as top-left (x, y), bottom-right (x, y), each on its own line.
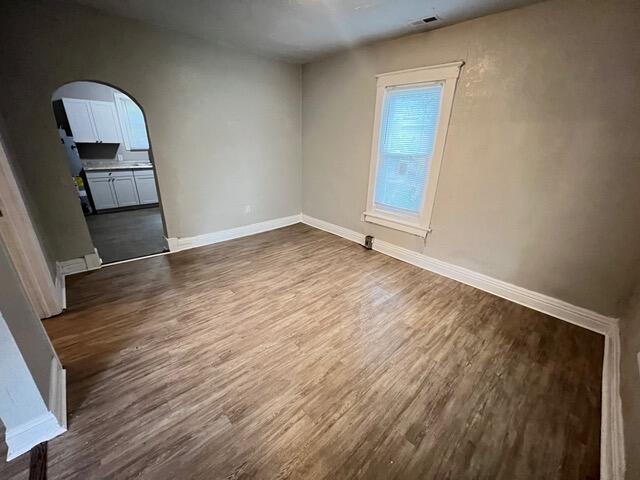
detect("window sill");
top-left (362, 211), bottom-right (428, 237)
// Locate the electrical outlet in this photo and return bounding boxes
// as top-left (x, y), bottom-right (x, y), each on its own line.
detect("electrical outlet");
top-left (244, 205), bottom-right (253, 214)
top-left (117, 154), bottom-right (124, 162)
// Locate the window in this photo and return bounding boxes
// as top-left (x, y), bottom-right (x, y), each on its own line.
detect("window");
top-left (114, 92), bottom-right (149, 150)
top-left (363, 62), bottom-right (462, 236)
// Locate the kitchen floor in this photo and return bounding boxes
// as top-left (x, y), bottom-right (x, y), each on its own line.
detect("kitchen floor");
top-left (85, 206), bottom-right (167, 263)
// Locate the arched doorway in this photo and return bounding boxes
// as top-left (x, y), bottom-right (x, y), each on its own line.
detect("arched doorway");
top-left (51, 81), bottom-right (168, 264)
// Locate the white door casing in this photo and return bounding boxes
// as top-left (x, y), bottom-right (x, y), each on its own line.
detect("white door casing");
top-left (0, 133), bottom-right (61, 318)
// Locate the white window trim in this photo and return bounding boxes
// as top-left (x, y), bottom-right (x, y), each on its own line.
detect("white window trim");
top-left (363, 61), bottom-right (463, 237)
top-left (113, 91), bottom-right (147, 151)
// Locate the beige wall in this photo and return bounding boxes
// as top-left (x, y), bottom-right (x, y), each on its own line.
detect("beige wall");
top-left (0, 0), bottom-right (301, 266)
top-left (302, 0), bottom-right (640, 317)
top-left (621, 284), bottom-right (640, 480)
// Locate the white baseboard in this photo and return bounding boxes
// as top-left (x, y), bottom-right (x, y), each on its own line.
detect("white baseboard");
top-left (84, 248), bottom-right (102, 270)
top-left (300, 214), bottom-right (624, 480)
top-left (602, 328), bottom-right (625, 480)
top-left (5, 356), bottom-right (67, 461)
top-left (5, 411), bottom-right (65, 460)
top-left (57, 257), bottom-right (86, 276)
top-left (373, 239), bottom-right (618, 335)
top-left (165, 236), bottom-right (179, 252)
top-left (57, 248), bottom-right (102, 276)
top-left (55, 263), bottom-right (67, 310)
top-left (300, 214), bottom-right (366, 245)
top-left (48, 357), bottom-right (67, 431)
top-left (300, 215), bottom-right (616, 333)
top-left (55, 248), bottom-right (102, 310)
top-left (167, 214), bottom-right (302, 252)
top-left (5, 358), bottom-right (66, 461)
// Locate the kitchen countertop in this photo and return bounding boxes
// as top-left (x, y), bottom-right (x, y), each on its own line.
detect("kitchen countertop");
top-left (83, 163), bottom-right (153, 172)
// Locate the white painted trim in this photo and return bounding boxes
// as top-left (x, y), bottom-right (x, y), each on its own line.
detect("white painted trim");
top-left (102, 250), bottom-right (171, 267)
top-left (362, 211), bottom-right (427, 237)
top-left (602, 327), bottom-right (625, 480)
top-left (300, 214), bottom-right (366, 245)
top-left (105, 215), bottom-right (304, 265)
top-left (376, 61), bottom-right (464, 81)
top-left (5, 411), bottom-right (66, 461)
top-left (55, 263), bottom-right (66, 310)
top-left (167, 214), bottom-right (302, 252)
top-left (0, 132), bottom-right (61, 318)
top-left (301, 215), bottom-right (616, 333)
top-left (57, 258), bottom-right (86, 276)
top-left (299, 215), bottom-right (624, 479)
top-left (364, 61), bottom-right (463, 238)
top-left (55, 248), bottom-right (102, 310)
top-left (57, 248), bottom-right (102, 277)
top-left (48, 357), bottom-right (67, 431)
top-left (85, 248), bottom-right (102, 270)
top-left (373, 239), bottom-right (617, 334)
top-left (165, 236), bottom-right (179, 252)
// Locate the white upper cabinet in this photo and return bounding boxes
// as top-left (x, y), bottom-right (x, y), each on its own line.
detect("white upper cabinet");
top-left (62, 99), bottom-right (97, 143)
top-left (62, 98), bottom-right (122, 144)
top-left (89, 101), bottom-right (121, 143)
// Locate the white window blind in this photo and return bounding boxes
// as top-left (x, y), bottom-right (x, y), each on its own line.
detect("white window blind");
top-left (114, 93), bottom-right (149, 150)
top-left (363, 62), bottom-right (462, 237)
top-left (374, 84), bottom-right (443, 214)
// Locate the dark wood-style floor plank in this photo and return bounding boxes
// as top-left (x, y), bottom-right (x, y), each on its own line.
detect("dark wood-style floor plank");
top-left (28, 442), bottom-right (47, 480)
top-left (0, 223), bottom-right (603, 479)
top-left (85, 206), bottom-right (166, 263)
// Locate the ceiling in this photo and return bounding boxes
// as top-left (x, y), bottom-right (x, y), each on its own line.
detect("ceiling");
top-left (71, 0), bottom-right (543, 63)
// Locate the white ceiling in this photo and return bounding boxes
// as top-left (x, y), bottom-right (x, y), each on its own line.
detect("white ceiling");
top-left (71, 0), bottom-right (543, 63)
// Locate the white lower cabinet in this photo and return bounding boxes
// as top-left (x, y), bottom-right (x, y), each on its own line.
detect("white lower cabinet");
top-left (88, 176), bottom-right (118, 209)
top-left (112, 176), bottom-right (140, 207)
top-left (134, 170), bottom-right (159, 204)
top-left (87, 168), bottom-right (158, 211)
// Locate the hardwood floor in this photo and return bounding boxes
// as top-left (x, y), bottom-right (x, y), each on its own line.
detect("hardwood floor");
top-left (0, 223), bottom-right (603, 479)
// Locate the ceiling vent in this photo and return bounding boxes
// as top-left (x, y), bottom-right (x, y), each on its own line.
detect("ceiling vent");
top-left (409, 16), bottom-right (439, 30)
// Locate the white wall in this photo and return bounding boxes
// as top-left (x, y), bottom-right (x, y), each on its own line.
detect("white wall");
top-left (301, 0), bottom-right (640, 317)
top-left (0, 0), bottom-right (302, 266)
top-left (0, 239), bottom-right (64, 459)
top-left (0, 242), bottom-right (54, 404)
top-left (0, 311), bottom-right (49, 437)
